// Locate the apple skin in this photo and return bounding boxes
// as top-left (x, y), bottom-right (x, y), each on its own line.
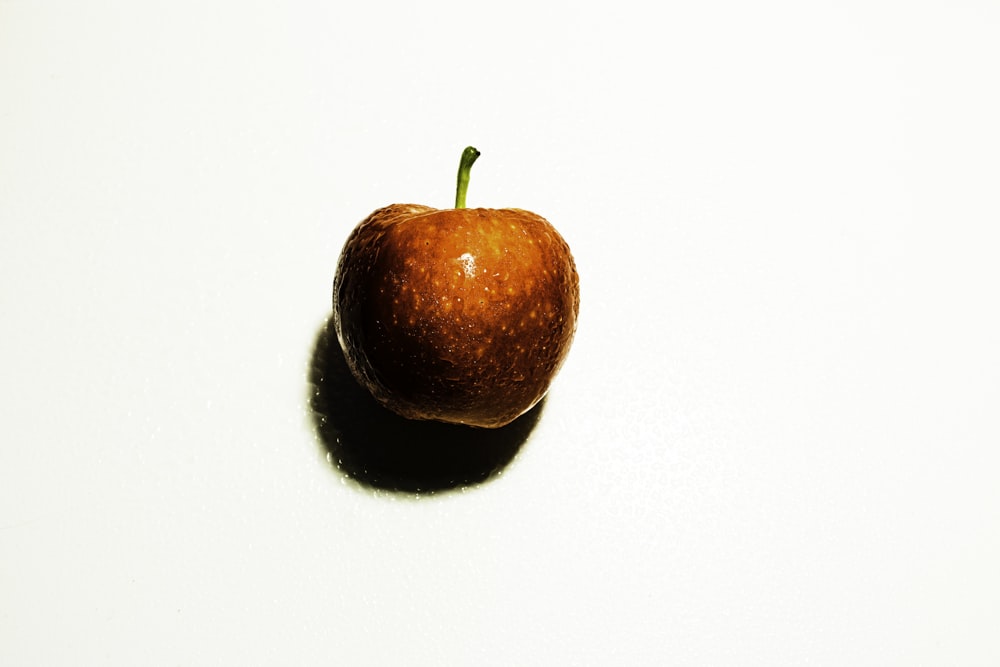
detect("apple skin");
top-left (333, 203), bottom-right (579, 428)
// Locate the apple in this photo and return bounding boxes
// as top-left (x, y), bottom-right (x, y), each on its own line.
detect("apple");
top-left (332, 147), bottom-right (579, 428)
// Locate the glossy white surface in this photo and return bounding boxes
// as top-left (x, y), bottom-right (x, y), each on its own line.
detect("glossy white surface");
top-left (2, 2), bottom-right (999, 664)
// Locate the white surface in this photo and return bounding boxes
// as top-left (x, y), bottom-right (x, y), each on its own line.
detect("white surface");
top-left (2, 1), bottom-right (999, 664)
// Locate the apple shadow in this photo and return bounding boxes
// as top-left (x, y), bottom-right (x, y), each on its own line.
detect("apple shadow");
top-left (307, 315), bottom-right (543, 494)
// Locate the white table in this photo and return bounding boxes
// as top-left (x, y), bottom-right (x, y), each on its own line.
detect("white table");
top-left (3, 2), bottom-right (998, 664)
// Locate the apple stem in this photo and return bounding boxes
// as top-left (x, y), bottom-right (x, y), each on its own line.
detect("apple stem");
top-left (455, 146), bottom-right (481, 209)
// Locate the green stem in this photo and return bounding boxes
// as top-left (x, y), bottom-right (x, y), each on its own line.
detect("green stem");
top-left (455, 146), bottom-right (481, 209)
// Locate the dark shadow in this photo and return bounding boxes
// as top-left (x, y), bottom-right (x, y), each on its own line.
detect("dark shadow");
top-left (308, 315), bottom-right (543, 494)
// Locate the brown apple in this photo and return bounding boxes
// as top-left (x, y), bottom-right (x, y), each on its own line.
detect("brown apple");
top-left (332, 147), bottom-right (579, 428)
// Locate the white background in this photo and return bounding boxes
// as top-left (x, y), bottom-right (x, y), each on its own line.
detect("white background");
top-left (2, 1), bottom-right (999, 664)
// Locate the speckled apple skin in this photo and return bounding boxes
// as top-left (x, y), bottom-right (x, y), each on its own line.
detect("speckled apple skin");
top-left (333, 203), bottom-right (579, 428)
